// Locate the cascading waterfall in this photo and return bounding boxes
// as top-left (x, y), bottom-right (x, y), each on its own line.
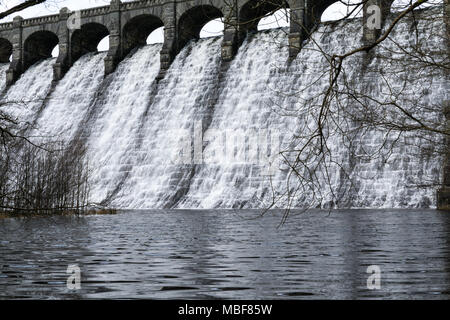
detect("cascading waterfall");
top-left (176, 30), bottom-right (300, 209)
top-left (85, 45), bottom-right (162, 203)
top-left (30, 53), bottom-right (107, 143)
top-left (111, 38), bottom-right (223, 208)
top-left (1, 9), bottom-right (446, 209)
top-left (1, 59), bottom-right (55, 133)
top-left (0, 63), bottom-right (9, 92)
top-left (177, 11), bottom-right (446, 209)
top-left (344, 14), bottom-right (447, 208)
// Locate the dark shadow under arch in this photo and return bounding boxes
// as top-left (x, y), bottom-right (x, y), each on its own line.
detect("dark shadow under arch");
top-left (71, 22), bottom-right (110, 63)
top-left (122, 14), bottom-right (164, 56)
top-left (0, 38), bottom-right (12, 63)
top-left (23, 31), bottom-right (59, 69)
top-left (178, 5), bottom-right (224, 48)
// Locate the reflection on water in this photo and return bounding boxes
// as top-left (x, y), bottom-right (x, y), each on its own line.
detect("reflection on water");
top-left (0, 209), bottom-right (449, 299)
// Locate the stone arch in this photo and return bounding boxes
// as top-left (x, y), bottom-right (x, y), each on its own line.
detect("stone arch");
top-left (71, 22), bottom-right (110, 63)
top-left (122, 14), bottom-right (164, 56)
top-left (0, 38), bottom-right (12, 63)
top-left (177, 5), bottom-right (224, 48)
top-left (23, 30), bottom-right (59, 69)
top-left (239, 0), bottom-right (290, 34)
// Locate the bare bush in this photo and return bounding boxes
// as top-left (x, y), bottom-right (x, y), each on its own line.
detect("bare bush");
top-left (0, 137), bottom-right (91, 215)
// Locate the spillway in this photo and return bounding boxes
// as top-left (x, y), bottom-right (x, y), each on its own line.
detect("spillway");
top-left (0, 10), bottom-right (447, 209)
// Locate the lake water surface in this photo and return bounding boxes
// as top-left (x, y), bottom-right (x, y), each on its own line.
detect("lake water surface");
top-left (0, 209), bottom-right (449, 299)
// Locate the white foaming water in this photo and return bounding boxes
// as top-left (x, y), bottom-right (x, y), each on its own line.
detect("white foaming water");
top-left (344, 11), bottom-right (447, 208)
top-left (176, 31), bottom-right (299, 209)
top-left (86, 45), bottom-right (162, 203)
top-left (1, 8), bottom-right (446, 209)
top-left (31, 53), bottom-right (106, 142)
top-left (177, 10), bottom-right (446, 209)
top-left (0, 63), bottom-right (9, 92)
top-left (1, 59), bottom-right (54, 136)
top-left (176, 22), bottom-right (365, 209)
top-left (110, 38), bottom-right (223, 208)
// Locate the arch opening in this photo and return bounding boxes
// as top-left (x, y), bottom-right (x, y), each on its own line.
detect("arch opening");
top-left (320, 0), bottom-right (363, 22)
top-left (239, 0), bottom-right (289, 34)
top-left (257, 8), bottom-right (290, 30)
top-left (51, 45), bottom-right (60, 58)
top-left (71, 22), bottom-right (109, 62)
top-left (0, 38), bottom-right (12, 63)
top-left (97, 36), bottom-right (110, 52)
top-left (200, 18), bottom-right (224, 38)
top-left (23, 31), bottom-right (59, 68)
top-left (123, 14), bottom-right (164, 54)
top-left (178, 5), bottom-right (224, 47)
top-left (147, 26), bottom-right (164, 44)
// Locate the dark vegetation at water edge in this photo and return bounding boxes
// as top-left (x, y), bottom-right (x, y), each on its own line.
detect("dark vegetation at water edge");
top-left (0, 129), bottom-right (116, 217)
top-left (0, 140), bottom-right (89, 214)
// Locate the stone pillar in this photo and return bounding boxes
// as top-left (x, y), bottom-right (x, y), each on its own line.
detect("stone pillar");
top-left (289, 0), bottom-right (306, 60)
top-left (158, 1), bottom-right (177, 80)
top-left (53, 8), bottom-right (71, 81)
top-left (438, 101), bottom-right (450, 210)
top-left (104, 0), bottom-right (122, 76)
top-left (222, 3), bottom-right (239, 62)
top-left (6, 16), bottom-right (23, 86)
top-left (363, 0), bottom-right (392, 44)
